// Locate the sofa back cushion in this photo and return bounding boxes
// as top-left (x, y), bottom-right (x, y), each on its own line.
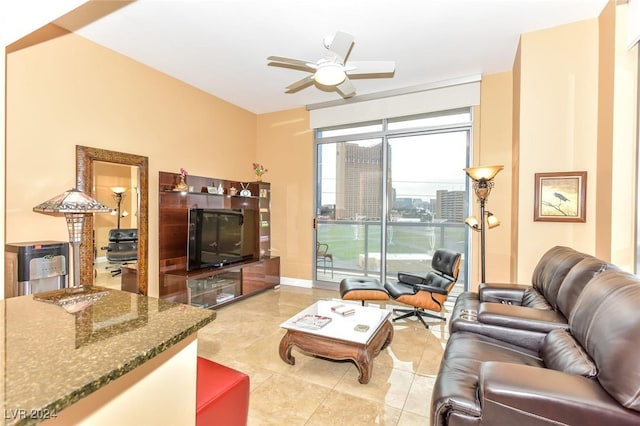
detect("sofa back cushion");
top-left (540, 329), bottom-right (597, 378)
top-left (555, 257), bottom-right (613, 318)
top-left (520, 287), bottom-right (553, 309)
top-left (530, 246), bottom-right (589, 309)
top-left (570, 269), bottom-right (640, 411)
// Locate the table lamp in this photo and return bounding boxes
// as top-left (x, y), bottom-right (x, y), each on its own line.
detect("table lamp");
top-left (34, 188), bottom-right (110, 288)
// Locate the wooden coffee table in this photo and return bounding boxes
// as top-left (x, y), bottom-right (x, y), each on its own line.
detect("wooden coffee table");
top-left (279, 300), bottom-right (394, 384)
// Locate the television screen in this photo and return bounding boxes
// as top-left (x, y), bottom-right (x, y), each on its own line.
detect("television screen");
top-left (187, 208), bottom-right (256, 271)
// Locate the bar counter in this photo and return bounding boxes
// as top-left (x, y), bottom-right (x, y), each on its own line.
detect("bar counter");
top-left (1, 287), bottom-right (215, 425)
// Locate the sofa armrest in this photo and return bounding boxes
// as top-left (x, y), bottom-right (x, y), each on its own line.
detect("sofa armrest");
top-left (449, 319), bottom-right (545, 351)
top-left (478, 283), bottom-right (529, 304)
top-left (477, 303), bottom-right (568, 333)
top-left (479, 362), bottom-right (640, 425)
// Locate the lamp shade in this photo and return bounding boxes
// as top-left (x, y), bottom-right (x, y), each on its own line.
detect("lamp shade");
top-left (486, 213), bottom-right (501, 228)
top-left (464, 216), bottom-right (479, 229)
top-left (464, 165), bottom-right (504, 182)
top-left (33, 188), bottom-right (110, 214)
top-left (34, 188), bottom-right (110, 288)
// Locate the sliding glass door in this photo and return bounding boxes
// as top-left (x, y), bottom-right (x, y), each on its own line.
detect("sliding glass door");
top-left (315, 138), bottom-right (383, 282)
top-left (385, 131), bottom-right (468, 296)
top-left (315, 110), bottom-right (471, 294)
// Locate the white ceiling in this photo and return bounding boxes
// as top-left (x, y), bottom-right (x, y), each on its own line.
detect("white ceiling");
top-left (55, 0), bottom-right (608, 115)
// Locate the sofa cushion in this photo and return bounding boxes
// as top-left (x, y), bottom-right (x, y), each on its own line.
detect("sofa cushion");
top-left (569, 269), bottom-right (640, 411)
top-left (541, 329), bottom-right (597, 378)
top-left (555, 256), bottom-right (612, 318)
top-left (520, 287), bottom-right (553, 309)
top-left (530, 246), bottom-right (589, 309)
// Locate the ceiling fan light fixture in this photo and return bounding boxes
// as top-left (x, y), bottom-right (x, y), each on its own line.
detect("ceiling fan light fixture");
top-left (314, 64), bottom-right (346, 86)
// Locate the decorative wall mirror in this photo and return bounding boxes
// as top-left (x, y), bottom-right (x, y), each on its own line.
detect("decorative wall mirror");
top-left (76, 145), bottom-right (149, 294)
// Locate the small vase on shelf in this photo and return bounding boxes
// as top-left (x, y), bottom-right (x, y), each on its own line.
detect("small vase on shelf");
top-left (252, 163), bottom-right (267, 183)
top-left (174, 174), bottom-right (189, 192)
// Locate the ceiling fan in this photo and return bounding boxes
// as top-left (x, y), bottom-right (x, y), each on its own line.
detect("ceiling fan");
top-left (267, 31), bottom-right (396, 99)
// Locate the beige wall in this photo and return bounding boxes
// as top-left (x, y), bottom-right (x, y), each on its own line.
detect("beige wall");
top-left (596, 1), bottom-right (616, 263)
top-left (508, 2), bottom-right (637, 280)
top-left (1, 48), bottom-right (6, 301)
top-left (610, 3), bottom-right (638, 270)
top-left (470, 72), bottom-right (514, 288)
top-left (510, 41), bottom-right (522, 282)
top-left (3, 0), bottom-right (93, 300)
top-left (515, 18), bottom-right (601, 282)
top-left (256, 109), bottom-right (314, 280)
top-left (6, 26), bottom-right (257, 297)
top-left (2, 0), bottom-right (88, 301)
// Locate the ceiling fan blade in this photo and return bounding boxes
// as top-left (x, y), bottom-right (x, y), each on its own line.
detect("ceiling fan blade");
top-left (346, 61), bottom-right (396, 76)
top-left (285, 75), bottom-right (315, 93)
top-left (327, 31), bottom-right (354, 63)
top-left (336, 77), bottom-right (356, 98)
top-left (267, 56), bottom-right (316, 70)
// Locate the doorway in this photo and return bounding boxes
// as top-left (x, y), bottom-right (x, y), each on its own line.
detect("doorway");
top-left (93, 161), bottom-right (138, 290)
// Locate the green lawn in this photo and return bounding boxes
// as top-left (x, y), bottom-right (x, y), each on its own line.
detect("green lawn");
top-left (317, 221), bottom-right (465, 272)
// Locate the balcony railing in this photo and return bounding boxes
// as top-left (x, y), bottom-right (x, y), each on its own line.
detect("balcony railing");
top-left (316, 219), bottom-right (468, 291)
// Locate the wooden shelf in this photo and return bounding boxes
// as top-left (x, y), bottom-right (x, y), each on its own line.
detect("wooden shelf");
top-left (159, 171), bottom-right (278, 307)
top-left (163, 257), bottom-right (280, 309)
top-left (160, 189), bottom-right (260, 199)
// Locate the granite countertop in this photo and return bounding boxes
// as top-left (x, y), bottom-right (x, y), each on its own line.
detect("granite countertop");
top-left (1, 287), bottom-right (215, 425)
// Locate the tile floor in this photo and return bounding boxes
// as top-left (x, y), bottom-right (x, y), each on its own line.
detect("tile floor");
top-left (196, 285), bottom-right (450, 425)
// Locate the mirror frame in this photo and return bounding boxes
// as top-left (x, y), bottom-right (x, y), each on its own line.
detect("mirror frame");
top-left (76, 145), bottom-right (149, 294)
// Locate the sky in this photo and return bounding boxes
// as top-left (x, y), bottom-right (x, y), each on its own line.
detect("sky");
top-left (320, 131), bottom-right (468, 205)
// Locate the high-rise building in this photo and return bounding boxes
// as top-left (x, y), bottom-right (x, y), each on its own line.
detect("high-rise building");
top-left (335, 143), bottom-right (385, 219)
top-left (435, 190), bottom-right (466, 222)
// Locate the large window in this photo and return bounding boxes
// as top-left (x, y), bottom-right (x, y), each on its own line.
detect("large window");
top-left (314, 109), bottom-right (472, 297)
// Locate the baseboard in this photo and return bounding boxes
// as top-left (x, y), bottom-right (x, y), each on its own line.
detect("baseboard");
top-left (279, 277), bottom-right (313, 288)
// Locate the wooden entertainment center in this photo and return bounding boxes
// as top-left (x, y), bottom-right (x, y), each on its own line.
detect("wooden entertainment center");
top-left (158, 171), bottom-right (279, 308)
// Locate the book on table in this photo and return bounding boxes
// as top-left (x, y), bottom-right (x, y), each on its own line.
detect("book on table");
top-left (331, 304), bottom-right (356, 317)
top-left (292, 314), bottom-right (332, 330)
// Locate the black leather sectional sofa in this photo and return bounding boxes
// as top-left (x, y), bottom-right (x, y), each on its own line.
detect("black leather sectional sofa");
top-left (431, 246), bottom-right (640, 425)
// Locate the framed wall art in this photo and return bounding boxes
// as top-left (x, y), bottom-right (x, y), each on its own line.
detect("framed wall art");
top-left (534, 171), bottom-right (587, 222)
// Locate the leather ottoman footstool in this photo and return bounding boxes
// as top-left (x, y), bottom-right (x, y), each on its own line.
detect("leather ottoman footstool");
top-left (340, 277), bottom-right (389, 306)
top-left (196, 356), bottom-right (250, 426)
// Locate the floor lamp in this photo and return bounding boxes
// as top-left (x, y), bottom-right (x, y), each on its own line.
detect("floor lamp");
top-left (34, 188), bottom-right (110, 288)
top-left (111, 187), bottom-right (129, 229)
top-left (464, 165), bottom-right (503, 283)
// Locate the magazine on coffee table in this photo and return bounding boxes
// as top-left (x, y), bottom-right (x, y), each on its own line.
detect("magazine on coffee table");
top-left (292, 314), bottom-right (332, 330)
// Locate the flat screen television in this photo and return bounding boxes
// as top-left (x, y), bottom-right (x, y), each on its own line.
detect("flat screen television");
top-left (187, 208), bottom-right (256, 271)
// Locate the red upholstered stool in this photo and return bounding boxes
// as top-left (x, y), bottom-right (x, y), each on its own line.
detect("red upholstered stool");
top-left (196, 356), bottom-right (250, 426)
